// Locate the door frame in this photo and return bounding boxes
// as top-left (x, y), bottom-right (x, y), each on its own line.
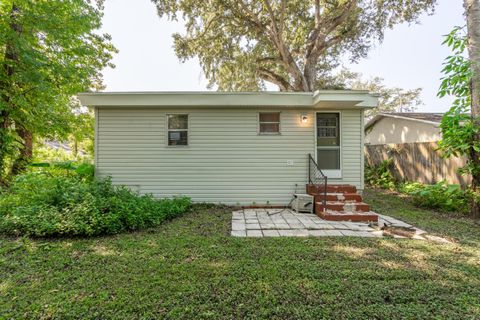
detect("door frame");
top-left (314, 111), bottom-right (342, 179)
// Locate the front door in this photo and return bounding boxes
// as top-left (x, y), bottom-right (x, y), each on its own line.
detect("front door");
top-left (316, 112), bottom-right (341, 178)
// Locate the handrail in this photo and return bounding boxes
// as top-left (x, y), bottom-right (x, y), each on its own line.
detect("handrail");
top-left (308, 153), bottom-right (328, 207)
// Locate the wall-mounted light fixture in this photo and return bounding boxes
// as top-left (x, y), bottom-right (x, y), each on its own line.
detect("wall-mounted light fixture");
top-left (301, 114), bottom-right (308, 124)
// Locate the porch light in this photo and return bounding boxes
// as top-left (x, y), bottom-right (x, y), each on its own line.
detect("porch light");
top-left (301, 114), bottom-right (308, 124)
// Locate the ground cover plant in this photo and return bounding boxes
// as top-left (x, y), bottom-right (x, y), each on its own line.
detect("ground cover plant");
top-left (366, 160), bottom-right (474, 214)
top-left (365, 159), bottom-right (397, 190)
top-left (0, 164), bottom-right (191, 237)
top-left (399, 180), bottom-right (472, 214)
top-left (0, 189), bottom-right (479, 319)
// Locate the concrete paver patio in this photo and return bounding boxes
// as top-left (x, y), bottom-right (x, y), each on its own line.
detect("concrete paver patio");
top-left (231, 209), bottom-right (426, 238)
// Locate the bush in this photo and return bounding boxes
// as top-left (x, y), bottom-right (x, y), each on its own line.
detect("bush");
top-left (365, 159), bottom-right (396, 190)
top-left (0, 167), bottom-right (191, 237)
top-left (399, 181), bottom-right (471, 214)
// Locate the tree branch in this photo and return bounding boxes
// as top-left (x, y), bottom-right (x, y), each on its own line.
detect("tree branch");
top-left (264, 0), bottom-right (308, 90)
top-left (257, 67), bottom-right (292, 91)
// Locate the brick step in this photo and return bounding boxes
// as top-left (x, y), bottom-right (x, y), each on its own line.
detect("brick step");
top-left (315, 193), bottom-right (363, 203)
top-left (306, 184), bottom-right (357, 194)
top-left (315, 201), bottom-right (370, 213)
top-left (317, 210), bottom-right (379, 223)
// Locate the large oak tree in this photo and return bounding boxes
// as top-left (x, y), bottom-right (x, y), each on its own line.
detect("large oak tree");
top-left (153, 0), bottom-right (436, 91)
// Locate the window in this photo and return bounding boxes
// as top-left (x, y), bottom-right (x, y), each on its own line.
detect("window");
top-left (167, 114), bottom-right (188, 146)
top-left (259, 112), bottom-right (280, 134)
top-left (317, 113), bottom-right (339, 146)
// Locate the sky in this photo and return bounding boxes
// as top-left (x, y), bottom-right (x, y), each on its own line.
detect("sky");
top-left (100, 0), bottom-right (465, 113)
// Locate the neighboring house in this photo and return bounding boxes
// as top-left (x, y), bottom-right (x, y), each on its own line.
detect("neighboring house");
top-left (42, 140), bottom-right (87, 156)
top-left (44, 140), bottom-right (73, 152)
top-left (364, 112), bottom-right (471, 186)
top-left (364, 112), bottom-right (443, 145)
top-left (78, 91), bottom-right (378, 205)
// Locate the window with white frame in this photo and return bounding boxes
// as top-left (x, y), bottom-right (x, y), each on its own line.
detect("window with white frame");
top-left (167, 114), bottom-right (188, 146)
top-left (259, 112), bottom-right (280, 134)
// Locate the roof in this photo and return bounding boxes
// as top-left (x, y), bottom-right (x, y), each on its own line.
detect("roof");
top-left (365, 112), bottom-right (444, 130)
top-left (383, 112), bottom-right (444, 123)
top-left (77, 90), bottom-right (379, 109)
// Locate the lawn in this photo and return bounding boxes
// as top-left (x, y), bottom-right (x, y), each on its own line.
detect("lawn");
top-left (1, 189), bottom-right (479, 319)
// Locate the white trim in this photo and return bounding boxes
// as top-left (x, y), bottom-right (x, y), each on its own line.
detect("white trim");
top-left (78, 90), bottom-right (379, 109)
top-left (365, 113), bottom-right (442, 131)
top-left (360, 109), bottom-right (365, 190)
top-left (314, 111), bottom-right (342, 179)
top-left (94, 106), bottom-right (99, 176)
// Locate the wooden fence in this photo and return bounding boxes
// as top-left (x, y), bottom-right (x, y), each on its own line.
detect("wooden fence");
top-left (364, 142), bottom-right (471, 187)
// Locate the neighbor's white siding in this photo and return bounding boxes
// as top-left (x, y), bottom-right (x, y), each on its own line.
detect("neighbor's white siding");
top-left (365, 117), bottom-right (441, 145)
top-left (96, 107), bottom-right (363, 204)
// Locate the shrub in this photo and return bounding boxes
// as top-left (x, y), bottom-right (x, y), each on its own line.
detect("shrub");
top-left (0, 167), bottom-right (191, 237)
top-left (399, 180), bottom-right (471, 214)
top-left (365, 159), bottom-right (396, 190)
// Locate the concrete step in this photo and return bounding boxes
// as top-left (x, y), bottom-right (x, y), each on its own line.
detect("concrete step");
top-left (315, 201), bottom-right (370, 213)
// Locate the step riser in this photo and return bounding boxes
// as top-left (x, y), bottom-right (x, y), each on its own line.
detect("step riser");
top-left (317, 211), bottom-right (379, 223)
top-left (316, 194), bottom-right (363, 202)
top-left (316, 203), bottom-right (370, 213)
top-left (306, 184), bottom-right (357, 194)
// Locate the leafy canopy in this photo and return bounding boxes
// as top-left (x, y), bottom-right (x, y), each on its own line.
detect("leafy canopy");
top-left (337, 69), bottom-right (422, 119)
top-left (0, 0), bottom-right (116, 177)
top-left (153, 0), bottom-right (436, 91)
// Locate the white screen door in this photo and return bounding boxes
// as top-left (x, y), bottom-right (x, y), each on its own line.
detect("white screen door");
top-left (316, 113), bottom-right (341, 178)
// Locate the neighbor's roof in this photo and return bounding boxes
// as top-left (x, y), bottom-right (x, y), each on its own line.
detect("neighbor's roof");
top-left (77, 90), bottom-right (379, 109)
top-left (365, 112), bottom-right (444, 130)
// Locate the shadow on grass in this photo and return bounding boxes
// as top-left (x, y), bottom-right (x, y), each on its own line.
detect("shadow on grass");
top-left (1, 195), bottom-right (479, 319)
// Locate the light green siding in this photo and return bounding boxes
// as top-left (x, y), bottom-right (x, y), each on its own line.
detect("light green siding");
top-left (96, 107), bottom-right (363, 204)
top-left (336, 109), bottom-right (363, 189)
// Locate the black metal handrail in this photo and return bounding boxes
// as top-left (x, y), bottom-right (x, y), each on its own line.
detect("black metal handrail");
top-left (308, 153), bottom-right (327, 207)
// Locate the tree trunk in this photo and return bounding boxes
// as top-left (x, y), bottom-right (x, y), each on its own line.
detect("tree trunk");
top-left (73, 140), bottom-right (78, 157)
top-left (11, 125), bottom-right (33, 176)
top-left (465, 0), bottom-right (480, 219)
top-left (0, 3), bottom-right (21, 184)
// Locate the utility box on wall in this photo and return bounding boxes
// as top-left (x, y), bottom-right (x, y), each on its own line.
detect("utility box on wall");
top-left (292, 194), bottom-right (314, 214)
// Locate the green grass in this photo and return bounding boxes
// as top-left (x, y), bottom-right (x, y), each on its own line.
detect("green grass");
top-left (1, 189), bottom-right (479, 319)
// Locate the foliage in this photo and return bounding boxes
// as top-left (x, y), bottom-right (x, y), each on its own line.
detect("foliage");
top-left (399, 180), bottom-right (471, 214)
top-left (0, 167), bottom-right (191, 237)
top-left (68, 106), bottom-right (95, 157)
top-left (365, 159), bottom-right (474, 214)
top-left (33, 142), bottom-right (93, 164)
top-left (0, 0), bottom-right (116, 180)
top-left (337, 69), bottom-right (423, 120)
top-left (152, 0), bottom-right (436, 91)
top-left (1, 189), bottom-right (479, 318)
top-left (438, 26), bottom-right (480, 177)
top-left (365, 159), bottom-right (396, 190)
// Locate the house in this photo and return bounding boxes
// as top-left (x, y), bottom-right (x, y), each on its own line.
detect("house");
top-left (364, 112), bottom-right (470, 186)
top-left (78, 91), bottom-right (378, 206)
top-left (364, 112), bottom-right (443, 145)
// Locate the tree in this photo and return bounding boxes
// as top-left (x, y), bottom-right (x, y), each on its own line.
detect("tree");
top-left (465, 0), bottom-right (480, 219)
top-left (336, 69), bottom-right (423, 119)
top-left (152, 0), bottom-right (436, 92)
top-left (0, 0), bottom-right (116, 182)
top-left (438, 23), bottom-right (480, 219)
top-left (69, 107), bottom-right (95, 158)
